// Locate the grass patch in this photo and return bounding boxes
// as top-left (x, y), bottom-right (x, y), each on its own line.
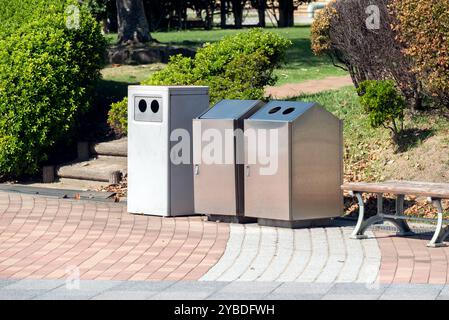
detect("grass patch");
top-left (104, 27), bottom-right (347, 86)
top-left (101, 63), bottom-right (165, 84)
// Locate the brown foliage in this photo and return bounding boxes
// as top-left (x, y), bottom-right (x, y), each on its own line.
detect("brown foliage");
top-left (311, 0), bottom-right (423, 110)
top-left (391, 0), bottom-right (449, 107)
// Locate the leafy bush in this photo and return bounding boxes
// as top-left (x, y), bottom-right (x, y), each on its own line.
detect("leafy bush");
top-left (144, 28), bottom-right (291, 103)
top-left (108, 98), bottom-right (128, 135)
top-left (0, 2), bottom-right (106, 176)
top-left (311, 0), bottom-right (422, 111)
top-left (310, 4), bottom-right (335, 57)
top-left (108, 29), bottom-right (291, 135)
top-left (357, 80), bottom-right (406, 141)
top-left (391, 0), bottom-right (449, 105)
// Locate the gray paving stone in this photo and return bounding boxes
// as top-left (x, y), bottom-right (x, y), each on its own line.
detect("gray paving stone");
top-left (76, 280), bottom-right (125, 292)
top-left (93, 290), bottom-right (156, 300)
top-left (264, 293), bottom-right (324, 300)
top-left (436, 284), bottom-right (449, 298)
top-left (380, 295), bottom-right (438, 300)
top-left (152, 291), bottom-right (213, 300)
top-left (151, 281), bottom-right (228, 300)
top-left (218, 281), bottom-right (281, 294)
top-left (0, 279), bottom-right (18, 289)
top-left (322, 294), bottom-right (381, 300)
top-left (112, 280), bottom-right (175, 292)
top-left (31, 280), bottom-right (126, 300)
top-left (207, 292), bottom-right (269, 300)
top-left (0, 289), bottom-right (48, 300)
top-left (3, 279), bottom-right (64, 291)
top-left (34, 290), bottom-right (100, 300)
top-left (326, 283), bottom-right (387, 296)
top-left (380, 284), bottom-right (443, 300)
top-left (273, 282), bottom-right (333, 295)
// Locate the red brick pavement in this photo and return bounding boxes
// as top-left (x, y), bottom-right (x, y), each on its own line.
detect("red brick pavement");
top-left (1, 191), bottom-right (449, 285)
top-left (0, 192), bottom-right (229, 281)
top-left (376, 231), bottom-right (449, 285)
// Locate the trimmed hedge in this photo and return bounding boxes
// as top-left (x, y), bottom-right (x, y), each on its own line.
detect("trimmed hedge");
top-left (0, 1), bottom-right (106, 176)
top-left (108, 29), bottom-right (291, 135)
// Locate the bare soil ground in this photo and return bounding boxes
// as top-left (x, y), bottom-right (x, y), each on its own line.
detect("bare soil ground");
top-left (265, 75), bottom-right (353, 98)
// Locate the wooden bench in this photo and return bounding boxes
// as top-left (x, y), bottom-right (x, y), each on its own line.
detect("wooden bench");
top-left (341, 181), bottom-right (449, 247)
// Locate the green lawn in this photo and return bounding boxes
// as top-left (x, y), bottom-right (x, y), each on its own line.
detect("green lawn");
top-left (104, 27), bottom-right (347, 86)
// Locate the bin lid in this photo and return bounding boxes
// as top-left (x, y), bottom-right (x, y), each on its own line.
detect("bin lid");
top-left (199, 100), bottom-right (264, 120)
top-left (247, 101), bottom-right (318, 122)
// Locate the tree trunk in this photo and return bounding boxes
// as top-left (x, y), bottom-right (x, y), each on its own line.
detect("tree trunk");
top-left (231, 0), bottom-right (244, 28)
top-left (105, 0), bottom-right (118, 33)
top-left (258, 0), bottom-right (266, 27)
top-left (278, 0), bottom-right (294, 27)
top-left (204, 2), bottom-right (215, 30)
top-left (116, 0), bottom-right (152, 44)
top-left (221, 0), bottom-right (227, 28)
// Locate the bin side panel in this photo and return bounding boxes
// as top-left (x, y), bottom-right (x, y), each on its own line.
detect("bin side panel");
top-left (169, 93), bottom-right (209, 216)
top-left (291, 107), bottom-right (343, 220)
top-left (127, 90), bottom-right (170, 215)
top-left (193, 119), bottom-right (239, 215)
top-left (244, 121), bottom-right (291, 220)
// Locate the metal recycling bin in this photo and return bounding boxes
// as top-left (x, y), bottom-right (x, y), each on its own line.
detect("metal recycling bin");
top-left (244, 101), bottom-right (343, 228)
top-left (193, 99), bottom-right (265, 222)
top-left (128, 86), bottom-right (209, 217)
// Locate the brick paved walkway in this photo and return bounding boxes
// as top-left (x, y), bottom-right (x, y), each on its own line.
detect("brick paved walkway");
top-left (0, 192), bottom-right (229, 281)
top-left (0, 191), bottom-right (448, 288)
top-left (375, 231), bottom-right (449, 285)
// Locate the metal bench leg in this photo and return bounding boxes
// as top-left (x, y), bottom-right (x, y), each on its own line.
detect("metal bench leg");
top-left (427, 198), bottom-right (449, 248)
top-left (386, 194), bottom-right (413, 236)
top-left (350, 192), bottom-right (383, 239)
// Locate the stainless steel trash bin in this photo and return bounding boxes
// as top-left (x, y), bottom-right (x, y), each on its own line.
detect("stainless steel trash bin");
top-left (244, 101), bottom-right (343, 228)
top-left (193, 99), bottom-right (265, 223)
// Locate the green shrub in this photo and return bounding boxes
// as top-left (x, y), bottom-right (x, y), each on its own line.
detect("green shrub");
top-left (0, 0), bottom-right (67, 36)
top-left (0, 2), bottom-right (106, 176)
top-left (108, 98), bottom-right (128, 135)
top-left (357, 80), bottom-right (406, 140)
top-left (108, 29), bottom-right (291, 135)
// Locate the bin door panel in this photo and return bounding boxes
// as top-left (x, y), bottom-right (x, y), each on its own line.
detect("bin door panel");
top-left (244, 121), bottom-right (291, 220)
top-left (127, 95), bottom-right (169, 215)
top-left (193, 119), bottom-right (238, 215)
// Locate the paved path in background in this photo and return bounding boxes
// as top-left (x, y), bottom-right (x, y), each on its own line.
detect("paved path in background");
top-left (265, 75), bottom-right (353, 99)
top-left (1, 191), bottom-right (449, 298)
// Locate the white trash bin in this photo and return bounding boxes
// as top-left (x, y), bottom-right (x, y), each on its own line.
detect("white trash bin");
top-left (128, 86), bottom-right (209, 216)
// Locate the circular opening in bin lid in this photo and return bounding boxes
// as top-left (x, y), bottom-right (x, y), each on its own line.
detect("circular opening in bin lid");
top-left (151, 100), bottom-right (160, 113)
top-left (138, 99), bottom-right (147, 113)
top-left (268, 107), bottom-right (281, 114)
top-left (283, 107), bottom-right (295, 115)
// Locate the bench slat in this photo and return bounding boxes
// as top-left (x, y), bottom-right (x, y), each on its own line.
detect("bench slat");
top-left (341, 180), bottom-right (449, 199)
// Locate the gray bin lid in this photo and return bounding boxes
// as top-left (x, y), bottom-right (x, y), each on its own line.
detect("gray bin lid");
top-left (199, 100), bottom-right (263, 120)
top-left (247, 101), bottom-right (317, 122)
